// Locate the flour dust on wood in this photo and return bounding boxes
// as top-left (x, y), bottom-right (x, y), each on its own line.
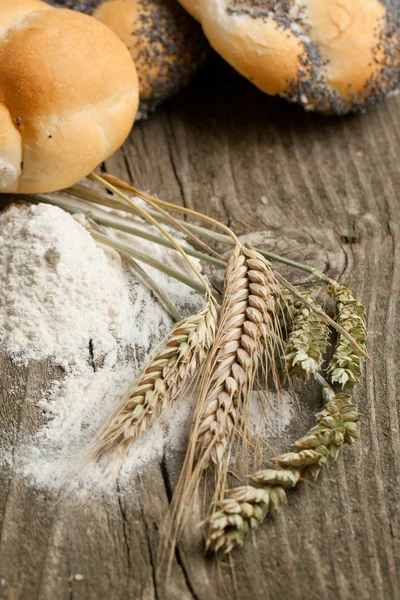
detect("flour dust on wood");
top-left (0, 202), bottom-right (203, 490)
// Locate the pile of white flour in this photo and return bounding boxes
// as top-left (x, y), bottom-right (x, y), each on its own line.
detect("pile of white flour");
top-left (0, 203), bottom-right (133, 368)
top-left (0, 202), bottom-right (203, 490)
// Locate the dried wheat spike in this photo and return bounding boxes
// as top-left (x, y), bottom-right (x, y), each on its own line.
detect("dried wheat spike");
top-left (284, 292), bottom-right (330, 380)
top-left (195, 245), bottom-right (280, 468)
top-left (205, 385), bottom-right (360, 553)
top-left (163, 245), bottom-right (283, 561)
top-left (327, 283), bottom-right (367, 388)
top-left (90, 297), bottom-right (217, 461)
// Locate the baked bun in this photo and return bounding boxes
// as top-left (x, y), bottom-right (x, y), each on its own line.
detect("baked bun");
top-left (0, 0), bottom-right (139, 194)
top-left (93, 0), bottom-right (209, 115)
top-left (176, 0), bottom-right (400, 114)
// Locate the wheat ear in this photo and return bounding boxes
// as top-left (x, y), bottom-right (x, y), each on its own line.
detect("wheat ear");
top-left (163, 245), bottom-right (284, 566)
top-left (205, 382), bottom-right (360, 553)
top-left (327, 283), bottom-right (367, 388)
top-left (284, 292), bottom-right (330, 380)
top-left (87, 297), bottom-right (217, 463)
top-left (195, 246), bottom-right (283, 479)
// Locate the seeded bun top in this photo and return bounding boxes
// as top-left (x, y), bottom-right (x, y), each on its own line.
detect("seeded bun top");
top-left (94, 0), bottom-right (209, 114)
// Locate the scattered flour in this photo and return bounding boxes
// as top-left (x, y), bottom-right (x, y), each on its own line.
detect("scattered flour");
top-left (250, 389), bottom-right (295, 437)
top-left (13, 360), bottom-right (195, 492)
top-left (0, 202), bottom-right (203, 491)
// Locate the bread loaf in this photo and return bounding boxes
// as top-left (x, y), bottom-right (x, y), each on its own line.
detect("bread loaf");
top-left (176, 0), bottom-right (400, 114)
top-left (0, 0), bottom-right (139, 194)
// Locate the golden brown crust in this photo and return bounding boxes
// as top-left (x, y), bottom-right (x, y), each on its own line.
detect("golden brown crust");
top-left (0, 0), bottom-right (139, 194)
top-left (201, 6), bottom-right (303, 96)
top-left (0, 0), bottom-right (51, 31)
top-left (178, 0), bottom-right (400, 114)
top-left (93, 0), bottom-right (209, 113)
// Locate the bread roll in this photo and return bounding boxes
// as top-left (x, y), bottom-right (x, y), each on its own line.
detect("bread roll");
top-left (93, 0), bottom-right (209, 115)
top-left (176, 0), bottom-right (400, 114)
top-left (47, 0), bottom-right (210, 115)
top-left (0, 0), bottom-right (139, 194)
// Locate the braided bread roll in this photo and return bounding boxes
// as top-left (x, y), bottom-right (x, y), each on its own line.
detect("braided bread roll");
top-left (175, 0), bottom-right (400, 114)
top-left (0, 0), bottom-right (138, 194)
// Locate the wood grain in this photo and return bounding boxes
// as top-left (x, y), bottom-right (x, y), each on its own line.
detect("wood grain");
top-left (1, 57), bottom-right (400, 600)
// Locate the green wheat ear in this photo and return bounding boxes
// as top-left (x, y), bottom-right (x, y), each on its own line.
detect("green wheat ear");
top-left (327, 283), bottom-right (367, 388)
top-left (284, 291), bottom-right (330, 380)
top-left (205, 383), bottom-right (360, 554)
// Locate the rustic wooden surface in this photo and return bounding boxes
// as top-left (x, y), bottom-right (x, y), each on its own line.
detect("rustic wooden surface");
top-left (1, 57), bottom-right (400, 600)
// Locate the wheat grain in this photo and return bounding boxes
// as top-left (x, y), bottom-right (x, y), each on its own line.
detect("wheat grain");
top-left (205, 383), bottom-right (360, 553)
top-left (89, 297), bottom-right (217, 462)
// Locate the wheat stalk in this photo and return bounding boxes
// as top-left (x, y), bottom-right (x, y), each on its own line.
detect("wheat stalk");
top-left (88, 297), bottom-right (217, 463)
top-left (327, 283), bottom-right (367, 388)
top-left (91, 173), bottom-right (331, 283)
top-left (205, 382), bottom-right (360, 553)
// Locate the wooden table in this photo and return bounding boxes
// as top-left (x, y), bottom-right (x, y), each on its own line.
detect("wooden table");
top-left (1, 57), bottom-right (399, 600)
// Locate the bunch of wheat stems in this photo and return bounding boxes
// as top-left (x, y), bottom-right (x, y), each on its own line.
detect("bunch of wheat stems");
top-left (35, 172), bottom-right (367, 558)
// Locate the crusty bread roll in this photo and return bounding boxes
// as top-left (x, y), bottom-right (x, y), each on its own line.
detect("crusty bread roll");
top-left (0, 0), bottom-right (139, 194)
top-left (176, 0), bottom-right (400, 114)
top-left (93, 0), bottom-right (209, 114)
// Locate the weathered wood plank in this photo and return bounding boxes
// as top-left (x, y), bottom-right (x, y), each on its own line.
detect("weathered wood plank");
top-left (1, 58), bottom-right (400, 600)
